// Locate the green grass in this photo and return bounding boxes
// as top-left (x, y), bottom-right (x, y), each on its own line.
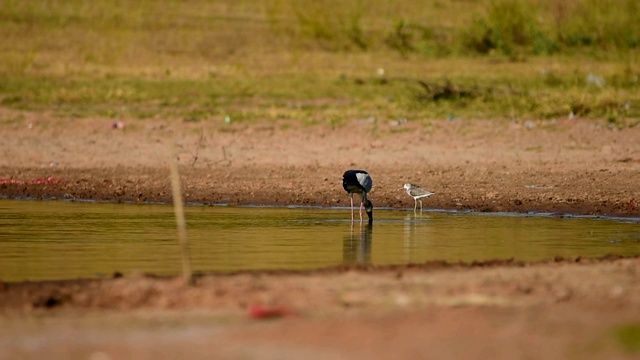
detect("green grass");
top-left (0, 0), bottom-right (638, 123)
top-left (613, 323), bottom-right (640, 354)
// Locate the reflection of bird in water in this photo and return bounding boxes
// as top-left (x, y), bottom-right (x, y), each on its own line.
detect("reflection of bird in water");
top-left (403, 183), bottom-right (435, 212)
top-left (343, 222), bottom-right (373, 265)
top-left (342, 170), bottom-right (373, 223)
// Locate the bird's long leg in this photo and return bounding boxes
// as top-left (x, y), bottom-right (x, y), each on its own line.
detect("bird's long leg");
top-left (419, 199), bottom-right (423, 212)
top-left (413, 199), bottom-right (417, 213)
top-left (350, 194), bottom-right (355, 222)
top-left (358, 193), bottom-right (367, 222)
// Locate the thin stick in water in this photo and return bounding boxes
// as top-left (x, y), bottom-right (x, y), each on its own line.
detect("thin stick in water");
top-left (169, 143), bottom-right (193, 285)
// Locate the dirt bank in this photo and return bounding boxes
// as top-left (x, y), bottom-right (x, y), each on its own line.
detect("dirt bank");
top-left (1, 111), bottom-right (639, 216)
top-left (1, 257), bottom-right (639, 359)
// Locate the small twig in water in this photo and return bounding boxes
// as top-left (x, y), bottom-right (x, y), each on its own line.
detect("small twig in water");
top-left (169, 143), bottom-right (193, 286)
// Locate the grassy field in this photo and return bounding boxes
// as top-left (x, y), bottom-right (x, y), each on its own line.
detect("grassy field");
top-left (0, 0), bottom-right (638, 124)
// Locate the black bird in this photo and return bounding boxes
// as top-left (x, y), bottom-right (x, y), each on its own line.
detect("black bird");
top-left (342, 170), bottom-right (373, 223)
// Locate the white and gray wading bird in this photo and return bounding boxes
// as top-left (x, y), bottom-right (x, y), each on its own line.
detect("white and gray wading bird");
top-left (342, 170), bottom-right (373, 223)
top-left (403, 183), bottom-right (435, 212)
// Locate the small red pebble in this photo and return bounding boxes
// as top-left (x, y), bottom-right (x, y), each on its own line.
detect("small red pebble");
top-left (247, 305), bottom-right (293, 319)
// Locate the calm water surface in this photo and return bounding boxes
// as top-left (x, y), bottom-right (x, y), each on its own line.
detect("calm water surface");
top-left (1, 199), bottom-right (639, 281)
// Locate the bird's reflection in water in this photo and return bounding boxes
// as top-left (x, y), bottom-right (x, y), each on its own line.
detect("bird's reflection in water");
top-left (407, 211), bottom-right (426, 220)
top-left (343, 222), bottom-right (373, 265)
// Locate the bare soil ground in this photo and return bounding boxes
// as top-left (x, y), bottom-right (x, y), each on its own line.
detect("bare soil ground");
top-left (1, 108), bottom-right (640, 359)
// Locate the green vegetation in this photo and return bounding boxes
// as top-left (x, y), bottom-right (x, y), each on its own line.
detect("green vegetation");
top-left (613, 323), bottom-right (640, 354)
top-left (0, 0), bottom-right (638, 123)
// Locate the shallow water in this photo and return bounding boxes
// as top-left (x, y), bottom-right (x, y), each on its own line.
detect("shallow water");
top-left (1, 199), bottom-right (639, 282)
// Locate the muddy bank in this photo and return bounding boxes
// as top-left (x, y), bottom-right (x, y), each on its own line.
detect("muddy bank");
top-left (1, 114), bottom-right (639, 217)
top-left (1, 256), bottom-right (639, 359)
